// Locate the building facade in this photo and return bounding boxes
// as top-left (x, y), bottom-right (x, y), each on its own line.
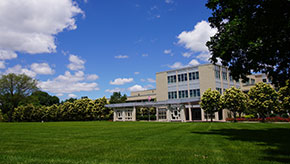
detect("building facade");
top-left (106, 64), bottom-right (270, 122)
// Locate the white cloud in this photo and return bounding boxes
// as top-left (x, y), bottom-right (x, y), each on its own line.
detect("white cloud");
top-left (105, 88), bottom-right (125, 93)
top-left (168, 60), bottom-right (200, 69)
top-left (164, 49), bottom-right (172, 54)
top-left (115, 55), bottom-right (128, 59)
top-left (110, 78), bottom-right (134, 85)
top-left (5, 65), bottom-right (36, 77)
top-left (165, 0), bottom-right (174, 4)
top-left (177, 20), bottom-right (217, 52)
top-left (196, 52), bottom-right (211, 62)
top-left (142, 53), bottom-right (148, 57)
top-left (182, 52), bottom-right (192, 58)
top-left (68, 94), bottom-right (77, 98)
top-left (86, 74), bottom-right (99, 81)
top-left (56, 71), bottom-right (85, 82)
top-left (147, 78), bottom-right (156, 83)
top-left (134, 72), bottom-right (140, 75)
top-left (188, 59), bottom-right (200, 66)
top-left (144, 84), bottom-right (155, 89)
top-left (0, 50), bottom-right (17, 60)
top-left (0, 0), bottom-right (83, 54)
top-left (67, 54), bottom-right (85, 71)
top-left (56, 93), bottom-right (64, 97)
top-left (38, 71), bottom-right (99, 94)
top-left (0, 61), bottom-right (5, 69)
top-left (168, 62), bottom-right (184, 69)
top-left (31, 63), bottom-right (54, 75)
top-left (128, 85), bottom-right (146, 92)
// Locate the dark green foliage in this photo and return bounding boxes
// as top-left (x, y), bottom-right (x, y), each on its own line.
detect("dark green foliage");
top-left (0, 73), bottom-right (38, 121)
top-left (61, 97), bottom-right (77, 104)
top-left (109, 92), bottom-right (127, 104)
top-left (28, 91), bottom-right (60, 106)
top-left (206, 0), bottom-right (290, 86)
top-left (278, 80), bottom-right (290, 112)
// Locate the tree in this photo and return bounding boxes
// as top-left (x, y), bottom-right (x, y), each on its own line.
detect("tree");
top-left (0, 73), bottom-right (38, 121)
top-left (279, 80), bottom-right (290, 113)
top-left (221, 87), bottom-right (249, 122)
top-left (29, 91), bottom-right (60, 106)
top-left (200, 88), bottom-right (222, 122)
top-left (248, 82), bottom-right (279, 121)
top-left (109, 92), bottom-right (127, 104)
top-left (206, 0), bottom-right (290, 87)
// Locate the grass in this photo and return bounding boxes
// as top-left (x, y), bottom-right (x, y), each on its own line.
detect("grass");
top-left (0, 121), bottom-right (289, 164)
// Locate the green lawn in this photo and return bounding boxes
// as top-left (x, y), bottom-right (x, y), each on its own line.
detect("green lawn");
top-left (0, 121), bottom-right (289, 164)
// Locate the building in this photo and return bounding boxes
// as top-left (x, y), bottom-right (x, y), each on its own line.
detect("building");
top-left (106, 64), bottom-right (269, 122)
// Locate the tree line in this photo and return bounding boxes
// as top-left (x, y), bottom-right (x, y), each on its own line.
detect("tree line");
top-left (0, 73), bottom-right (111, 122)
top-left (201, 81), bottom-right (290, 122)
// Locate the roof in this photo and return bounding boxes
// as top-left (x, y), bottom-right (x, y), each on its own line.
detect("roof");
top-left (105, 97), bottom-right (200, 108)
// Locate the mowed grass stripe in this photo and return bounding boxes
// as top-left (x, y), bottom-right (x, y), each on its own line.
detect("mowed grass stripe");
top-left (0, 122), bottom-right (289, 164)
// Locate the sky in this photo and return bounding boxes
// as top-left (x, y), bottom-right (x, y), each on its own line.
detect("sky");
top-left (0, 0), bottom-right (217, 100)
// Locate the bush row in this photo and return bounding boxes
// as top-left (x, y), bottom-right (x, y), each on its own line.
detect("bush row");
top-left (4, 97), bottom-right (111, 122)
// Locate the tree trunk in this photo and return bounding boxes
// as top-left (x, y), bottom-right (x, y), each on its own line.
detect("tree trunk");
top-left (210, 112), bottom-right (213, 122)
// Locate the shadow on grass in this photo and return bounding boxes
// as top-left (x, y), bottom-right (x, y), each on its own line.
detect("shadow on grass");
top-left (192, 128), bottom-right (290, 163)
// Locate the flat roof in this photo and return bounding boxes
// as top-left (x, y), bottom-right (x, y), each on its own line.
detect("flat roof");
top-left (105, 97), bottom-right (200, 108)
top-left (156, 63), bottom-right (222, 74)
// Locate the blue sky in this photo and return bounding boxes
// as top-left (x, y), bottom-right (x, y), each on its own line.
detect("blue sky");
top-left (0, 0), bottom-right (217, 100)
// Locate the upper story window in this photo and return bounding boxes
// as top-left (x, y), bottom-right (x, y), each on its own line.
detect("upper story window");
top-left (215, 70), bottom-right (220, 79)
top-left (189, 72), bottom-right (199, 80)
top-left (251, 79), bottom-right (255, 84)
top-left (178, 73), bottom-right (187, 82)
top-left (168, 91), bottom-right (177, 99)
top-left (167, 75), bottom-right (176, 84)
top-left (222, 72), bottom-right (227, 80)
top-left (229, 75), bottom-right (234, 82)
top-left (178, 90), bottom-right (188, 98)
top-left (190, 89), bottom-right (200, 98)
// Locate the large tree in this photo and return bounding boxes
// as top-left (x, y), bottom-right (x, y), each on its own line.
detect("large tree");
top-left (200, 88), bottom-right (222, 122)
top-left (28, 91), bottom-right (60, 106)
top-left (221, 87), bottom-right (249, 122)
top-left (109, 92), bottom-right (127, 104)
top-left (279, 80), bottom-right (290, 113)
top-left (0, 73), bottom-right (38, 121)
top-left (206, 0), bottom-right (290, 87)
top-left (248, 82), bottom-right (279, 121)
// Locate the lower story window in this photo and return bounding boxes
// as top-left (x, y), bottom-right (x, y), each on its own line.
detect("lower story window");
top-left (158, 108), bottom-right (167, 119)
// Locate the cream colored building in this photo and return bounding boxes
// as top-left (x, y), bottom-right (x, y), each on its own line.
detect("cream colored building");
top-left (106, 64), bottom-right (270, 122)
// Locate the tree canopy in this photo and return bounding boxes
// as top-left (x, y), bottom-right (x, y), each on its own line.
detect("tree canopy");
top-left (109, 92), bottom-right (127, 104)
top-left (200, 88), bottom-right (222, 122)
top-left (221, 87), bottom-right (249, 121)
top-left (0, 73), bottom-right (38, 121)
top-left (248, 82), bottom-right (279, 119)
top-left (206, 0), bottom-right (290, 86)
top-left (29, 91), bottom-right (60, 106)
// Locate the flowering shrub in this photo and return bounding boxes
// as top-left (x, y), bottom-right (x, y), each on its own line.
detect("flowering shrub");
top-left (226, 117), bottom-right (290, 122)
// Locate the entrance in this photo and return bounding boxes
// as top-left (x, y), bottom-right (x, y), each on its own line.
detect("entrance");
top-left (191, 108), bottom-right (201, 120)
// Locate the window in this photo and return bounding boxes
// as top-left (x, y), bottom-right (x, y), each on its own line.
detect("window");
top-left (168, 91), bottom-right (177, 99)
top-left (125, 110), bottom-right (133, 120)
top-left (263, 79), bottom-right (267, 82)
top-left (178, 90), bottom-right (188, 98)
top-left (189, 72), bottom-right (199, 80)
top-left (158, 109), bottom-right (167, 119)
top-left (251, 79), bottom-right (255, 84)
top-left (190, 89), bottom-right (200, 98)
top-left (117, 110), bottom-right (122, 120)
top-left (215, 70), bottom-right (220, 79)
top-left (178, 73), bottom-right (187, 82)
top-left (229, 75), bottom-right (233, 82)
top-left (222, 72), bottom-right (227, 80)
top-left (167, 75), bottom-right (177, 84)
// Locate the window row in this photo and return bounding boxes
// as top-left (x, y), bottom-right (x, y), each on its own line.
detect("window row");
top-left (189, 72), bottom-right (199, 80)
top-left (167, 72), bottom-right (199, 84)
top-left (168, 75), bottom-right (177, 84)
top-left (179, 90), bottom-right (188, 98)
top-left (168, 91), bottom-right (177, 99)
top-left (190, 89), bottom-right (200, 97)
